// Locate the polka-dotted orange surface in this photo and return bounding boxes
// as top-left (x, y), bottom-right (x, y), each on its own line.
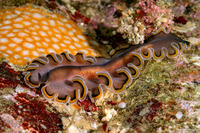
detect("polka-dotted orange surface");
top-left (0, 5), bottom-right (100, 66)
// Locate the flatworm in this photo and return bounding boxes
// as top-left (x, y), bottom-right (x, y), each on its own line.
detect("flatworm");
top-left (23, 28), bottom-right (191, 104)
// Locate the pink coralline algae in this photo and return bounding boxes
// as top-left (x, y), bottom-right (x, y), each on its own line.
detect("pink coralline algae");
top-left (0, 114), bottom-right (23, 132)
top-left (88, 4), bottom-right (119, 29)
top-left (170, 57), bottom-right (200, 83)
top-left (118, 0), bottom-right (174, 44)
top-left (186, 27), bottom-right (200, 38)
top-left (173, 5), bottom-right (186, 15)
top-left (190, 9), bottom-right (200, 19)
top-left (138, 0), bottom-right (173, 35)
top-left (173, 2), bottom-right (200, 20)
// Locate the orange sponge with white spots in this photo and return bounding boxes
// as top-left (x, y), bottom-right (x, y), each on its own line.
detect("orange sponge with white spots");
top-left (0, 5), bottom-right (100, 66)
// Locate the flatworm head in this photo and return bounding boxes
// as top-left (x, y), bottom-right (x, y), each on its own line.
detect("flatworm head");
top-left (0, 5), bottom-right (102, 66)
top-left (24, 28), bottom-right (191, 105)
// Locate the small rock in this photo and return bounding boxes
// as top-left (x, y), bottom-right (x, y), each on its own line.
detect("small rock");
top-left (139, 107), bottom-right (149, 116)
top-left (176, 111), bottom-right (183, 119)
top-left (118, 102), bottom-right (126, 108)
top-left (197, 116), bottom-right (200, 121)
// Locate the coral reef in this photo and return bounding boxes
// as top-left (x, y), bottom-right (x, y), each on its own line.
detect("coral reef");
top-left (0, 0), bottom-right (199, 132)
top-left (118, 0), bottom-right (174, 44)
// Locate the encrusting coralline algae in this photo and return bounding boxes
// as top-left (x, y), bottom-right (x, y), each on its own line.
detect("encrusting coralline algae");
top-left (0, 0), bottom-right (200, 132)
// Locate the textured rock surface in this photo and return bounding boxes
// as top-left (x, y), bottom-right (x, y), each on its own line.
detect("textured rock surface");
top-left (0, 0), bottom-right (199, 132)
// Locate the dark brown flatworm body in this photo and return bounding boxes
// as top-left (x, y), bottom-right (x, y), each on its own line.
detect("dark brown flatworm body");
top-left (23, 28), bottom-right (190, 104)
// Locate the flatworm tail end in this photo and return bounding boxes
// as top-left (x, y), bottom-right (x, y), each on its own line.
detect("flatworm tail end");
top-left (143, 28), bottom-right (191, 60)
top-left (23, 28), bottom-right (191, 104)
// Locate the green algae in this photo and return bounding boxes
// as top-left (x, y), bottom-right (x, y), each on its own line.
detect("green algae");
top-left (0, 87), bottom-right (14, 114)
top-left (106, 44), bottom-right (200, 132)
